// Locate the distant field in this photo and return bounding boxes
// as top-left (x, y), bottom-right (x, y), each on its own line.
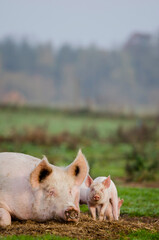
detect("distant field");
top-left (0, 107), bottom-right (137, 180)
top-left (0, 107), bottom-right (136, 136)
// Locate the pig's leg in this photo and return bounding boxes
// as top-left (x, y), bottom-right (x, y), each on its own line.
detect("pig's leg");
top-left (0, 208), bottom-right (11, 227)
top-left (99, 203), bottom-right (108, 221)
top-left (89, 205), bottom-right (96, 220)
top-left (111, 196), bottom-right (118, 220)
top-left (96, 205), bottom-right (101, 218)
top-left (105, 203), bottom-right (114, 221)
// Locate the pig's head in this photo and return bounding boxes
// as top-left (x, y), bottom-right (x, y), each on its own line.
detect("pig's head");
top-left (86, 176), bottom-right (111, 205)
top-left (30, 150), bottom-right (89, 222)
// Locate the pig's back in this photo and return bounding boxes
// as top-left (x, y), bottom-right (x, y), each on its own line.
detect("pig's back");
top-left (0, 152), bottom-right (41, 177)
top-left (0, 152), bottom-right (41, 218)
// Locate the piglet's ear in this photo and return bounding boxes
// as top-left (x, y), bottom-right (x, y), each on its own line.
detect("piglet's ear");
top-left (102, 175), bottom-right (111, 188)
top-left (30, 156), bottom-right (53, 188)
top-left (85, 175), bottom-right (93, 187)
top-left (66, 149), bottom-right (89, 186)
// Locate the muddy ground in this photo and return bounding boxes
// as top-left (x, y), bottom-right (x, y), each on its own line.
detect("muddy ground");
top-left (1, 213), bottom-right (159, 240)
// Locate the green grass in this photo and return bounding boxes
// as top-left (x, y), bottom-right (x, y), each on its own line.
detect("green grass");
top-left (120, 230), bottom-right (159, 240)
top-left (118, 187), bottom-right (159, 217)
top-left (1, 230), bottom-right (158, 240)
top-left (1, 230), bottom-right (159, 240)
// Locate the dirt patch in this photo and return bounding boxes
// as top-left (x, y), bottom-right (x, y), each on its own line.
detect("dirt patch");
top-left (1, 214), bottom-right (159, 240)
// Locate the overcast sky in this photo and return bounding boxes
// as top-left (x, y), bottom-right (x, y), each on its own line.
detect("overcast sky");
top-left (0, 0), bottom-right (159, 48)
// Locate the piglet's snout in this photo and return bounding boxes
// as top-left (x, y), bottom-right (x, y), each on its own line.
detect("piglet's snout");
top-left (93, 194), bottom-right (100, 201)
top-left (64, 207), bottom-right (79, 222)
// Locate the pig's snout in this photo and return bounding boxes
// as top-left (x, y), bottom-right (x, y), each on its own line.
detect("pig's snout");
top-left (93, 194), bottom-right (100, 201)
top-left (64, 207), bottom-right (79, 222)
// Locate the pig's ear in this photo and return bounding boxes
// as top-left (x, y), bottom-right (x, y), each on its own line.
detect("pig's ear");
top-left (102, 176), bottom-right (111, 188)
top-left (30, 156), bottom-right (53, 188)
top-left (85, 175), bottom-right (93, 187)
top-left (118, 198), bottom-right (124, 208)
top-left (66, 149), bottom-right (89, 186)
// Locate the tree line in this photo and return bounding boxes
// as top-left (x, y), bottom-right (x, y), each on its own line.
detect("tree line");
top-left (0, 33), bottom-right (159, 111)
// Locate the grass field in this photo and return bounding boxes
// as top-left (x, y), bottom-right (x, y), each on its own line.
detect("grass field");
top-left (0, 107), bottom-right (139, 179)
top-left (0, 107), bottom-right (134, 137)
top-left (2, 231), bottom-right (159, 240)
top-left (0, 106), bottom-right (158, 240)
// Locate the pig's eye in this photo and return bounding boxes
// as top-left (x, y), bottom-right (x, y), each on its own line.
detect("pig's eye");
top-left (101, 188), bottom-right (104, 193)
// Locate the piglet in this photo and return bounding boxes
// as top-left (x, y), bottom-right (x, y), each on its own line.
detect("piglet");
top-left (80, 175), bottom-right (119, 221)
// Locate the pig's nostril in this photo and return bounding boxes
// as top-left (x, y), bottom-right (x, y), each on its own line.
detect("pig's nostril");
top-left (70, 210), bottom-right (78, 219)
top-left (65, 212), bottom-right (70, 217)
top-left (65, 209), bottom-right (79, 221)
